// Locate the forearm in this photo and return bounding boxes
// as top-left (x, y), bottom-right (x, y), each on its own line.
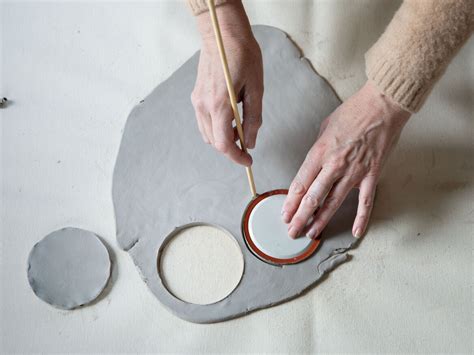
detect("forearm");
top-left (366, 0), bottom-right (473, 113)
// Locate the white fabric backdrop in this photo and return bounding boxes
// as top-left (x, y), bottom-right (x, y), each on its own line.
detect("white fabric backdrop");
top-left (1, 1), bottom-right (472, 353)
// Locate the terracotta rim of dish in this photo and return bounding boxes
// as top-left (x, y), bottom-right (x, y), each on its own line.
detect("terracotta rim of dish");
top-left (241, 189), bottom-right (320, 265)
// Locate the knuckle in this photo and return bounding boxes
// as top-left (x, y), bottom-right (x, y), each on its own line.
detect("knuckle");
top-left (290, 179), bottom-right (306, 195)
top-left (282, 202), bottom-right (295, 214)
top-left (291, 216), bottom-right (306, 228)
top-left (191, 96), bottom-right (205, 111)
top-left (329, 160), bottom-right (347, 174)
top-left (283, 196), bottom-right (299, 209)
top-left (317, 180), bottom-right (332, 193)
top-left (368, 164), bottom-right (382, 177)
top-left (303, 193), bottom-right (320, 209)
top-left (314, 141), bottom-right (327, 152)
top-left (300, 160), bottom-right (318, 178)
top-left (362, 197), bottom-right (372, 207)
top-left (318, 218), bottom-right (329, 229)
top-left (304, 149), bottom-right (318, 166)
top-left (209, 96), bottom-right (227, 113)
top-left (304, 154), bottom-right (324, 171)
top-left (324, 196), bottom-right (340, 209)
top-left (214, 141), bottom-right (229, 153)
top-left (349, 171), bottom-right (365, 184)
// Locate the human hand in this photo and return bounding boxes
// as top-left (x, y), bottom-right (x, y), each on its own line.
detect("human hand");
top-left (282, 81), bottom-right (411, 239)
top-left (191, 1), bottom-right (263, 166)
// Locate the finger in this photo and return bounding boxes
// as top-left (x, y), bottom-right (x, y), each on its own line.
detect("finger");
top-left (242, 89), bottom-right (263, 149)
top-left (304, 176), bottom-right (355, 240)
top-left (202, 113), bottom-right (214, 145)
top-left (195, 112), bottom-right (210, 144)
top-left (352, 175), bottom-right (377, 238)
top-left (191, 94), bottom-right (211, 144)
top-left (212, 104), bottom-right (252, 167)
top-left (281, 149), bottom-right (322, 223)
top-left (287, 168), bottom-right (338, 239)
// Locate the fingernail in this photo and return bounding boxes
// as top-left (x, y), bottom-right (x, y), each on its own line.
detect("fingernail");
top-left (249, 135), bottom-right (256, 149)
top-left (354, 228), bottom-right (362, 238)
top-left (282, 212), bottom-right (291, 224)
top-left (288, 226), bottom-right (298, 239)
top-left (307, 227), bottom-right (317, 239)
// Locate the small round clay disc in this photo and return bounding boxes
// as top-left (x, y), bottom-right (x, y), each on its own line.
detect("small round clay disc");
top-left (27, 228), bottom-right (111, 309)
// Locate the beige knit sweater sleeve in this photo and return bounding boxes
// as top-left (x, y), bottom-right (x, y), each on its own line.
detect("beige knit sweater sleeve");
top-left (187, 0), bottom-right (473, 113)
top-left (187, 0), bottom-right (231, 15)
top-left (366, 0), bottom-right (473, 112)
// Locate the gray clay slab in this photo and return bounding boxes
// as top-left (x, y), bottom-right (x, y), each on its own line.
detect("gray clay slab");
top-left (27, 228), bottom-right (111, 310)
top-left (112, 25), bottom-right (359, 323)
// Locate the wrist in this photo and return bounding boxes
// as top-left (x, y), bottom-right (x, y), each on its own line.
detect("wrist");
top-left (196, 1), bottom-right (253, 44)
top-left (363, 80), bottom-right (411, 126)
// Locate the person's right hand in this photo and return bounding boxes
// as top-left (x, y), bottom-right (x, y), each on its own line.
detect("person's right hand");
top-left (191, 1), bottom-right (263, 166)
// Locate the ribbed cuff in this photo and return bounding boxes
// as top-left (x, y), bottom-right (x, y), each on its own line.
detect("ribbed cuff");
top-left (365, 0), bottom-right (473, 113)
top-left (187, 0), bottom-right (232, 16)
top-left (366, 55), bottom-right (430, 113)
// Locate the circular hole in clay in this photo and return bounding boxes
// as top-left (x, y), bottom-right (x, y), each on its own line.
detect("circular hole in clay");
top-left (158, 224), bottom-right (244, 305)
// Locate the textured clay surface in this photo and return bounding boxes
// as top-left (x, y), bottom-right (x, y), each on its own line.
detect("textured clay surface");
top-left (112, 26), bottom-right (358, 323)
top-left (27, 228), bottom-right (111, 310)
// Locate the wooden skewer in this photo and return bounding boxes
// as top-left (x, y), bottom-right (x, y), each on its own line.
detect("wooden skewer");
top-left (206, 0), bottom-right (257, 199)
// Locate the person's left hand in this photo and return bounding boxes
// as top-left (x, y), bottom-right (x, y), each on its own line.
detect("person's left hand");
top-left (282, 81), bottom-right (411, 239)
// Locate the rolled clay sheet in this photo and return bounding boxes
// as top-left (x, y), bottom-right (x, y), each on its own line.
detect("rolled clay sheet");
top-left (112, 25), bottom-right (359, 323)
